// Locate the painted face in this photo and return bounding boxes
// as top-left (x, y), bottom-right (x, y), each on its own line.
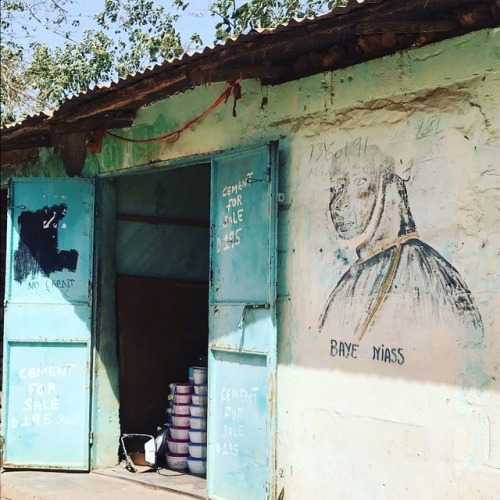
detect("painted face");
top-left (329, 166), bottom-right (380, 240)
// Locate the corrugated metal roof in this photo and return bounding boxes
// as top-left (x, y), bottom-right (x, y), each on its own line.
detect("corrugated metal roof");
top-left (1, 0), bottom-right (372, 131)
top-left (2, 0), bottom-right (497, 153)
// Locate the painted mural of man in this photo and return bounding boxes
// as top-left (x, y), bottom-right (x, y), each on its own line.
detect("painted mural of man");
top-left (318, 145), bottom-right (483, 341)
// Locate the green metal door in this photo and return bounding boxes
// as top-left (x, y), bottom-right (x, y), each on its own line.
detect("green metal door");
top-left (208, 143), bottom-right (278, 499)
top-left (1, 179), bottom-right (94, 469)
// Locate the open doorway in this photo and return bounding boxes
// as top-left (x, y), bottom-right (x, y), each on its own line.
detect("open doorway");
top-left (113, 163), bottom-right (210, 489)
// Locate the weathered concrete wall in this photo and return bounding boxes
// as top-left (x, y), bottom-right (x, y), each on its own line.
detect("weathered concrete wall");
top-left (275, 31), bottom-right (500, 499)
top-left (90, 28), bottom-right (498, 495)
top-left (3, 28), bottom-right (498, 494)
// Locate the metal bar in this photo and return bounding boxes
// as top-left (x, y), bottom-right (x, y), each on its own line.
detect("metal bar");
top-left (116, 213), bottom-right (209, 229)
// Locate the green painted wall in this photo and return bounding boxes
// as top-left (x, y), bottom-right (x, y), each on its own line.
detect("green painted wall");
top-left (2, 29), bottom-right (496, 184)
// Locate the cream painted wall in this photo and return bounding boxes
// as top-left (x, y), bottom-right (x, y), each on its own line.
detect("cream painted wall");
top-left (275, 38), bottom-right (500, 500)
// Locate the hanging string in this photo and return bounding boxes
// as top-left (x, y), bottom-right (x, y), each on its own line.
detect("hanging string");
top-left (89, 79), bottom-right (241, 153)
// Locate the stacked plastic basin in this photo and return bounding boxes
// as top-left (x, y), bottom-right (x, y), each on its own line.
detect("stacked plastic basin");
top-left (165, 382), bottom-right (191, 470)
top-left (187, 366), bottom-right (208, 476)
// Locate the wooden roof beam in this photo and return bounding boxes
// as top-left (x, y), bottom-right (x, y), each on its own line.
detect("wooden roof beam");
top-left (1, 134), bottom-right (51, 151)
top-left (355, 19), bottom-right (460, 33)
top-left (456, 1), bottom-right (498, 25)
top-left (56, 72), bottom-right (188, 123)
top-left (61, 60), bottom-right (295, 125)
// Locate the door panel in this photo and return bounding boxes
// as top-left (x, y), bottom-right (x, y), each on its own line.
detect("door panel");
top-left (208, 144), bottom-right (278, 499)
top-left (2, 179), bottom-right (94, 470)
top-left (210, 305), bottom-right (272, 353)
top-left (209, 350), bottom-right (269, 499)
top-left (4, 341), bottom-right (90, 466)
top-left (210, 147), bottom-right (274, 304)
top-left (7, 180), bottom-right (93, 303)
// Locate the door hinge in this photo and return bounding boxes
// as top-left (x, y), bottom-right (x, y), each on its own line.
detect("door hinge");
top-left (89, 431), bottom-right (94, 444)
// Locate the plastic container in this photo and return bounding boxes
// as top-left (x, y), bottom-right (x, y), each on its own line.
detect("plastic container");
top-left (173, 403), bottom-right (190, 416)
top-left (188, 429), bottom-right (207, 444)
top-left (173, 393), bottom-right (191, 404)
top-left (189, 404), bottom-right (207, 418)
top-left (173, 383), bottom-right (192, 395)
top-left (189, 416), bottom-right (207, 430)
top-left (167, 438), bottom-right (189, 454)
top-left (155, 426), bottom-right (169, 457)
top-left (192, 367), bottom-right (207, 385)
top-left (193, 384), bottom-right (208, 396)
top-left (166, 452), bottom-right (188, 470)
top-left (188, 442), bottom-right (207, 459)
top-left (191, 394), bottom-right (207, 406)
top-left (169, 425), bottom-right (190, 440)
top-left (187, 457), bottom-right (207, 475)
top-left (171, 414), bottom-right (190, 427)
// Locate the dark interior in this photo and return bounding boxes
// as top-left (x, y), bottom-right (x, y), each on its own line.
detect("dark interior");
top-left (117, 275), bottom-right (208, 434)
top-left (115, 164), bottom-right (210, 437)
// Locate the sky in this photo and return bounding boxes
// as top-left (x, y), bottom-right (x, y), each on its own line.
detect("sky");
top-left (12, 0), bottom-right (219, 51)
top-left (173, 0), bottom-right (220, 48)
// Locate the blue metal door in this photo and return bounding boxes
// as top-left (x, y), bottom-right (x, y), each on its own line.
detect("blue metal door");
top-left (208, 143), bottom-right (278, 499)
top-left (2, 179), bottom-right (94, 470)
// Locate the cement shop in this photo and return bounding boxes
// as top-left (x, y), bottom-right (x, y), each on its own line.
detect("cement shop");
top-left (1, 0), bottom-right (499, 498)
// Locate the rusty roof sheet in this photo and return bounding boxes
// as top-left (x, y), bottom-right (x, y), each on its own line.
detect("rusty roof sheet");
top-left (0, 0), bottom-right (377, 131)
top-left (2, 0), bottom-right (498, 152)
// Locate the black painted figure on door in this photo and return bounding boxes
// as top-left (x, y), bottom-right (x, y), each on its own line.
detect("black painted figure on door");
top-left (14, 204), bottom-right (78, 283)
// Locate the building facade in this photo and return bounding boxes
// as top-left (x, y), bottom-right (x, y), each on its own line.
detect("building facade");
top-left (1, 8), bottom-right (499, 499)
